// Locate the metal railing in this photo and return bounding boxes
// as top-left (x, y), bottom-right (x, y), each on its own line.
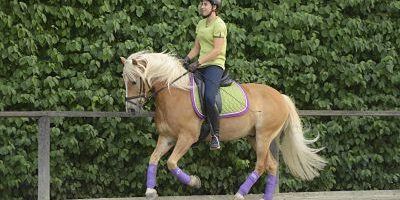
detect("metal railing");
top-left (0, 110), bottom-right (399, 200)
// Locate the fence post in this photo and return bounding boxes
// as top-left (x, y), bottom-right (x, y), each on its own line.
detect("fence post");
top-left (38, 117), bottom-right (50, 200)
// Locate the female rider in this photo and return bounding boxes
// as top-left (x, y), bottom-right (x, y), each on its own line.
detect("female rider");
top-left (183, 0), bottom-right (226, 150)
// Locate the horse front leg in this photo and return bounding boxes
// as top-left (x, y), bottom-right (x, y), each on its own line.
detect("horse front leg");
top-left (145, 135), bottom-right (175, 200)
top-left (167, 134), bottom-right (201, 189)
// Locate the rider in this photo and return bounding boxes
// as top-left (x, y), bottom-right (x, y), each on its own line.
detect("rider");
top-left (183, 0), bottom-right (226, 150)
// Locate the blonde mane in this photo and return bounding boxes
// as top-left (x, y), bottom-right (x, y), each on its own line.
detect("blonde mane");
top-left (123, 51), bottom-right (190, 90)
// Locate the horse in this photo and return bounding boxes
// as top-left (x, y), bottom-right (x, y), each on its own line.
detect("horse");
top-left (120, 51), bottom-right (326, 200)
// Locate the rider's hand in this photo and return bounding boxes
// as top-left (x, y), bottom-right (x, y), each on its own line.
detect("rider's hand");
top-left (187, 61), bottom-right (199, 72)
top-left (181, 56), bottom-right (191, 69)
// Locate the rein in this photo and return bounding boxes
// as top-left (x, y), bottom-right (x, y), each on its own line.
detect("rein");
top-left (125, 71), bottom-right (190, 108)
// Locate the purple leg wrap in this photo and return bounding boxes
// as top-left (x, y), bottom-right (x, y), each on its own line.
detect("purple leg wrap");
top-left (170, 167), bottom-right (191, 185)
top-left (263, 175), bottom-right (277, 200)
top-left (238, 171), bottom-right (260, 196)
top-left (146, 164), bottom-right (157, 188)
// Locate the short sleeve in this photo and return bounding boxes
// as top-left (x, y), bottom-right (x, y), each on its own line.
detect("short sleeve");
top-left (213, 21), bottom-right (227, 38)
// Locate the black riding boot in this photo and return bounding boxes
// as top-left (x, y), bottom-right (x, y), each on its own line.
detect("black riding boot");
top-left (206, 104), bottom-right (220, 150)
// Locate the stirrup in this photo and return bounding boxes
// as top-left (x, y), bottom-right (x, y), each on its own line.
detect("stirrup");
top-left (210, 135), bottom-right (221, 150)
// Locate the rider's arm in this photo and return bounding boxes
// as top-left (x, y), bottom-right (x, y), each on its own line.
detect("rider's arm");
top-left (186, 37), bottom-right (200, 59)
top-left (198, 37), bottom-right (224, 65)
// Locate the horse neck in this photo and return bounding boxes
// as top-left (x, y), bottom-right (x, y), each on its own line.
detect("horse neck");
top-left (146, 58), bottom-right (189, 91)
top-left (152, 81), bottom-right (188, 106)
top-left (152, 82), bottom-right (167, 95)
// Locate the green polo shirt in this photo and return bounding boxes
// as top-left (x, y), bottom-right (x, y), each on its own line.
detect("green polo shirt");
top-left (195, 16), bottom-right (227, 69)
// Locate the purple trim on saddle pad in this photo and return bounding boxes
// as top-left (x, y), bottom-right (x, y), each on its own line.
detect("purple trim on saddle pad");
top-left (263, 175), bottom-right (277, 200)
top-left (170, 167), bottom-right (191, 185)
top-left (238, 171), bottom-right (260, 196)
top-left (189, 75), bottom-right (204, 118)
top-left (146, 164), bottom-right (157, 188)
top-left (189, 74), bottom-right (249, 119)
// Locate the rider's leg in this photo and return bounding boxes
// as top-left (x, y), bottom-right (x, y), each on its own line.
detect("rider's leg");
top-left (199, 66), bottom-right (224, 150)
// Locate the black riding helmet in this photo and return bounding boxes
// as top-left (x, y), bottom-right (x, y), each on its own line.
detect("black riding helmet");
top-left (208, 0), bottom-right (222, 11)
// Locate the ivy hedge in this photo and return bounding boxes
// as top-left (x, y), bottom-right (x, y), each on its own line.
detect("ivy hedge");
top-left (0, 0), bottom-right (399, 199)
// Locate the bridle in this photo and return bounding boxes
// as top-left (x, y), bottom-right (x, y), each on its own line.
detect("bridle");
top-left (124, 71), bottom-right (189, 110)
top-left (124, 75), bottom-right (149, 109)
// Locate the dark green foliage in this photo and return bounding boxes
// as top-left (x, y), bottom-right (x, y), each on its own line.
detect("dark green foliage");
top-left (0, 0), bottom-right (399, 199)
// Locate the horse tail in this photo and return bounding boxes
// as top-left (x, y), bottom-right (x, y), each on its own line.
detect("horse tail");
top-left (279, 95), bottom-right (327, 180)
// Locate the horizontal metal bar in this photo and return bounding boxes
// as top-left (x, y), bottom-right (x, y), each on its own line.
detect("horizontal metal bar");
top-left (0, 110), bottom-right (399, 118)
top-left (299, 110), bottom-right (400, 117)
top-left (0, 111), bottom-right (154, 118)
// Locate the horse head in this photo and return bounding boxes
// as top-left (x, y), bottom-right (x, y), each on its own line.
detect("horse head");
top-left (121, 56), bottom-right (150, 114)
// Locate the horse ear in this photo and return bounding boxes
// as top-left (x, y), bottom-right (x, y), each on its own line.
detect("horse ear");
top-left (131, 59), bottom-right (138, 65)
top-left (120, 57), bottom-right (127, 64)
top-left (132, 58), bottom-right (147, 69)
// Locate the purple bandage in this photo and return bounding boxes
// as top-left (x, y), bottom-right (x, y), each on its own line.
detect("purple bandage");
top-left (238, 171), bottom-right (260, 196)
top-left (170, 167), bottom-right (191, 185)
top-left (263, 175), bottom-right (277, 200)
top-left (146, 164), bottom-right (157, 188)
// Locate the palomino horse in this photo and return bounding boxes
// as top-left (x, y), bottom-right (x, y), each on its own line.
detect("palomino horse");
top-left (120, 51), bottom-right (326, 200)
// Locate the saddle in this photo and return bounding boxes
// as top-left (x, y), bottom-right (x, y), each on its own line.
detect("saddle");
top-left (193, 70), bottom-right (234, 114)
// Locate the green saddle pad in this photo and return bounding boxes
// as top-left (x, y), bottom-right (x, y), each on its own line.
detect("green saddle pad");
top-left (190, 75), bottom-right (249, 119)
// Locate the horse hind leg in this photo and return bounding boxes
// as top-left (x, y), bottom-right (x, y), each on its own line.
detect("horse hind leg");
top-left (259, 126), bottom-right (283, 200)
top-left (145, 135), bottom-right (175, 199)
top-left (234, 128), bottom-right (281, 200)
top-left (167, 134), bottom-right (201, 189)
top-left (234, 132), bottom-right (272, 200)
top-left (261, 150), bottom-right (278, 200)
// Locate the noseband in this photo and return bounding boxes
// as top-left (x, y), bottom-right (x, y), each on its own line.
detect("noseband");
top-left (125, 77), bottom-right (149, 108)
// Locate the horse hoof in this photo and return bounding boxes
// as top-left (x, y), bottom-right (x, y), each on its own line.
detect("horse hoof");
top-left (233, 192), bottom-right (244, 200)
top-left (145, 188), bottom-right (158, 200)
top-left (189, 175), bottom-right (201, 189)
